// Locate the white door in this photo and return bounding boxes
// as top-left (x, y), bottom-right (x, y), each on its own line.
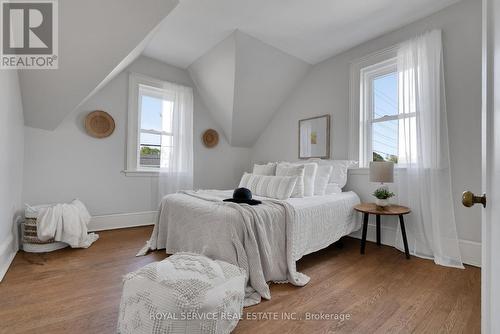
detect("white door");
top-left (476, 0), bottom-right (500, 332)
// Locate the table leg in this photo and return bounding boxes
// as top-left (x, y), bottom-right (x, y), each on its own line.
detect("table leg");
top-left (376, 214), bottom-right (381, 246)
top-left (399, 215), bottom-right (410, 259)
top-left (360, 213), bottom-right (369, 254)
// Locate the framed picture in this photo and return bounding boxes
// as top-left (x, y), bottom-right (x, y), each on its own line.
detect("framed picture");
top-left (298, 114), bottom-right (330, 159)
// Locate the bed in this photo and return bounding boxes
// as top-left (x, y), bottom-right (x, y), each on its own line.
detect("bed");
top-left (139, 189), bottom-right (361, 306)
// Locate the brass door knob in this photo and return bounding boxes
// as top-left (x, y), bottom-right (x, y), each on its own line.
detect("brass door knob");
top-left (462, 191), bottom-right (486, 208)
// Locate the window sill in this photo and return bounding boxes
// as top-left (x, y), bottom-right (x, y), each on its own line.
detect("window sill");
top-left (122, 169), bottom-right (160, 177)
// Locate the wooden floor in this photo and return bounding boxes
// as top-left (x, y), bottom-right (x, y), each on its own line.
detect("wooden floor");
top-left (0, 226), bottom-right (480, 334)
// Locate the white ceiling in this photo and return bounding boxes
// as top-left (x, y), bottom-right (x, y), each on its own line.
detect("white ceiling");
top-left (144, 0), bottom-right (460, 68)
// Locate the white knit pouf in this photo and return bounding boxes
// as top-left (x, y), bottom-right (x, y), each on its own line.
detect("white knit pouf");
top-left (117, 253), bottom-right (246, 334)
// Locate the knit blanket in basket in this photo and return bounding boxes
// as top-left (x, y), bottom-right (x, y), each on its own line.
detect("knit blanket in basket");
top-left (36, 199), bottom-right (99, 248)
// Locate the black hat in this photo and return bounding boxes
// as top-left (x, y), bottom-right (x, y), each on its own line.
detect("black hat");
top-left (223, 188), bottom-right (262, 206)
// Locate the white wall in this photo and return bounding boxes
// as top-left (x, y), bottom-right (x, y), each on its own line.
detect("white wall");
top-left (0, 71), bottom-right (24, 281)
top-left (251, 0), bottom-right (482, 256)
top-left (23, 56), bottom-right (250, 218)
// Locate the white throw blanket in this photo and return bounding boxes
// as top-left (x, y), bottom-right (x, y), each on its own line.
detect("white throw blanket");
top-left (138, 190), bottom-right (310, 306)
top-left (36, 199), bottom-right (99, 248)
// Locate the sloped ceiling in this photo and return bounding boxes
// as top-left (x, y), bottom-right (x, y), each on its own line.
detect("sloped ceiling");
top-left (188, 31), bottom-right (310, 147)
top-left (143, 0), bottom-right (460, 68)
top-left (21, 0), bottom-right (179, 130)
top-left (144, 0), bottom-right (460, 148)
top-left (188, 34), bottom-right (236, 143)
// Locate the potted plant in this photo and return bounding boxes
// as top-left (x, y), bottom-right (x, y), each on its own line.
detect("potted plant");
top-left (372, 187), bottom-right (395, 209)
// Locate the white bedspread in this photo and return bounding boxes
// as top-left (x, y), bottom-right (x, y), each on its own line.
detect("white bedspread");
top-left (287, 193), bottom-right (362, 260)
top-left (139, 190), bottom-right (360, 306)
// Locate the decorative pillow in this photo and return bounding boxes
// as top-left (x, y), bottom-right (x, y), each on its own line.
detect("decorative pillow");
top-left (309, 159), bottom-right (357, 188)
top-left (275, 163), bottom-right (306, 197)
top-left (325, 183), bottom-right (342, 195)
top-left (314, 165), bottom-right (333, 196)
top-left (277, 162), bottom-right (317, 197)
top-left (252, 162), bottom-right (276, 176)
top-left (239, 173), bottom-right (297, 200)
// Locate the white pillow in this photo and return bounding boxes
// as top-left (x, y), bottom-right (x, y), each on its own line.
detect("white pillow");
top-left (325, 183), bottom-right (342, 195)
top-left (309, 159), bottom-right (357, 188)
top-left (252, 163), bottom-right (276, 176)
top-left (277, 162), bottom-right (317, 197)
top-left (314, 165), bottom-right (333, 196)
top-left (275, 163), bottom-right (306, 198)
top-left (239, 173), bottom-right (297, 200)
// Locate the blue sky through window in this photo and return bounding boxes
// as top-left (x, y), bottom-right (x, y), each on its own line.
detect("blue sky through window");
top-left (372, 72), bottom-right (398, 159)
top-left (140, 95), bottom-right (162, 146)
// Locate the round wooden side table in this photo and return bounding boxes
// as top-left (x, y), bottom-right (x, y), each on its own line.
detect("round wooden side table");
top-left (354, 203), bottom-right (412, 259)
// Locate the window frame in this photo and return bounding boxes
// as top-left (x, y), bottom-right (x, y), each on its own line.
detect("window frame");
top-left (349, 45), bottom-right (407, 168)
top-left (125, 72), bottom-right (175, 176)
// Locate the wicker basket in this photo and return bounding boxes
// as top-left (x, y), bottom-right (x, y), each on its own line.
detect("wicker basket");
top-left (23, 217), bottom-right (55, 244)
top-left (23, 204), bottom-right (67, 253)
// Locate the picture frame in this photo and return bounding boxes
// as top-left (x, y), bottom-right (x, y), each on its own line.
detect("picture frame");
top-left (298, 114), bottom-right (330, 159)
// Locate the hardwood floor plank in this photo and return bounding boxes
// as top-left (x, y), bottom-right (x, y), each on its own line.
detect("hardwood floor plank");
top-left (0, 227), bottom-right (480, 334)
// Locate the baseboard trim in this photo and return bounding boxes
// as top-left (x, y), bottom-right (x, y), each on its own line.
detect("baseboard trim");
top-left (350, 223), bottom-right (397, 247)
top-left (88, 211), bottom-right (157, 232)
top-left (0, 235), bottom-right (18, 282)
top-left (458, 239), bottom-right (481, 267)
top-left (349, 223), bottom-right (481, 267)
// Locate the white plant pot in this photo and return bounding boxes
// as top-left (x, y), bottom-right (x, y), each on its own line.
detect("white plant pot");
top-left (375, 198), bottom-right (389, 207)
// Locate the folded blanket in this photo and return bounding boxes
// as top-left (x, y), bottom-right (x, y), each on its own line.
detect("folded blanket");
top-left (36, 199), bottom-right (99, 248)
top-left (138, 190), bottom-right (309, 306)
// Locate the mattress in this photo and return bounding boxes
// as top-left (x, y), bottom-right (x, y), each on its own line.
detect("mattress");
top-left (154, 189), bottom-right (361, 261)
top-left (142, 189), bottom-right (361, 305)
top-left (163, 189), bottom-right (362, 260)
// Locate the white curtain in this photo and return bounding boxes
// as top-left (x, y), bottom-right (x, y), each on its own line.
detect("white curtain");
top-left (395, 30), bottom-right (463, 268)
top-left (157, 81), bottom-right (194, 203)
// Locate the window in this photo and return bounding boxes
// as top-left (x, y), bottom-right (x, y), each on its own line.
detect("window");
top-left (371, 71), bottom-right (399, 163)
top-left (126, 73), bottom-right (193, 175)
top-left (138, 85), bottom-right (174, 169)
top-left (354, 54), bottom-right (416, 167)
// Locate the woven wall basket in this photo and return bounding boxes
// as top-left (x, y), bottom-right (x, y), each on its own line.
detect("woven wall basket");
top-left (85, 110), bottom-right (115, 138)
top-left (202, 129), bottom-right (219, 148)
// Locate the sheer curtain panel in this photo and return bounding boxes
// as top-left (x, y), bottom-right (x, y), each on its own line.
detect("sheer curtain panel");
top-left (395, 30), bottom-right (463, 268)
top-left (157, 81), bottom-right (194, 203)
